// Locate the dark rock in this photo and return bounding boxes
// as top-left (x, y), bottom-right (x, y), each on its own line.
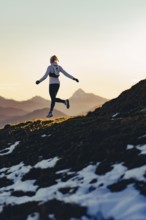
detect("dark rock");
top-left (59, 187), bottom-right (78, 194)
top-left (90, 178), bottom-right (97, 184)
top-left (0, 177), bottom-right (13, 188)
top-left (38, 200), bottom-right (87, 220)
top-left (135, 181), bottom-right (146, 196)
top-left (108, 179), bottom-right (135, 192)
top-left (0, 202), bottom-right (38, 220)
top-left (11, 191), bottom-right (35, 197)
top-left (95, 162), bottom-right (113, 175)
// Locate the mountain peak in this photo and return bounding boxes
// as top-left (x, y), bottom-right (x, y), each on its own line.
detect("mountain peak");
top-left (73, 88), bottom-right (86, 95)
top-left (71, 89), bottom-right (86, 99)
top-left (30, 96), bottom-right (46, 102)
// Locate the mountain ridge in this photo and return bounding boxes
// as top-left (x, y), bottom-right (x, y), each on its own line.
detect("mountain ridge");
top-left (0, 95), bottom-right (49, 111)
top-left (0, 108), bottom-right (65, 127)
top-left (0, 88), bottom-right (108, 107)
top-left (71, 88), bottom-right (107, 100)
top-left (0, 106), bottom-right (28, 116)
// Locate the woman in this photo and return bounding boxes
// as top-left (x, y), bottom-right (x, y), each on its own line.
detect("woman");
top-left (36, 55), bottom-right (79, 118)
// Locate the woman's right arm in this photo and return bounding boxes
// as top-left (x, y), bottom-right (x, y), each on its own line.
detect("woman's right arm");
top-left (36, 67), bottom-right (50, 84)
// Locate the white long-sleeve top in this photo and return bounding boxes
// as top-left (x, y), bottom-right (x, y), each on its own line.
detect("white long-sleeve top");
top-left (39, 63), bottom-right (74, 84)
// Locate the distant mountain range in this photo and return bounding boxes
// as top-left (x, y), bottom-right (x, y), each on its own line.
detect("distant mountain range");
top-left (0, 89), bottom-right (108, 127)
top-left (0, 108), bottom-right (65, 127)
top-left (0, 96), bottom-right (49, 112)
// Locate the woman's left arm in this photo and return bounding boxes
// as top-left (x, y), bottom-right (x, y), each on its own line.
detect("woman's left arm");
top-left (60, 66), bottom-right (79, 82)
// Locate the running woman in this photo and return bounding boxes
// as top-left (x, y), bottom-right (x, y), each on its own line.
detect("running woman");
top-left (36, 55), bottom-right (79, 118)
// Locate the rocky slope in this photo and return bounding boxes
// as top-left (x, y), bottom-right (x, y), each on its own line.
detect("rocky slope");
top-left (0, 80), bottom-right (146, 220)
top-left (0, 96), bottom-right (49, 112)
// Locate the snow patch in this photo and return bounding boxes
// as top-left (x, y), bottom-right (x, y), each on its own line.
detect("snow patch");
top-left (41, 134), bottom-right (51, 138)
top-left (126, 144), bottom-right (146, 154)
top-left (124, 165), bottom-right (146, 181)
top-left (127, 144), bottom-right (134, 150)
top-left (112, 113), bottom-right (119, 118)
top-left (138, 134), bottom-right (146, 139)
top-left (41, 134), bottom-right (47, 138)
top-left (1, 160), bottom-right (146, 219)
top-left (56, 169), bottom-right (70, 174)
top-left (14, 180), bottom-right (37, 192)
top-left (34, 157), bottom-right (59, 169)
top-left (6, 162), bottom-right (32, 181)
top-left (0, 141), bottom-right (20, 156)
top-left (48, 214), bottom-right (55, 220)
top-left (136, 145), bottom-right (146, 155)
top-left (26, 212), bottom-right (40, 220)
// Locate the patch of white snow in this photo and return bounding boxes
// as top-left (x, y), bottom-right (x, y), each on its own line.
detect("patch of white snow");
top-left (34, 157), bottom-right (59, 169)
top-left (0, 141), bottom-right (20, 156)
top-left (127, 144), bottom-right (134, 150)
top-left (41, 134), bottom-right (47, 138)
top-left (136, 145), bottom-right (146, 155)
top-left (124, 165), bottom-right (146, 181)
top-left (26, 212), bottom-right (40, 220)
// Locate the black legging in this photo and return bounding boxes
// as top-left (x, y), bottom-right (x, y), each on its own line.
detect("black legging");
top-left (49, 84), bottom-right (65, 112)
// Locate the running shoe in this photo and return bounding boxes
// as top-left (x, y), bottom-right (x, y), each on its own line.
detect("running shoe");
top-left (46, 112), bottom-right (53, 118)
top-left (65, 99), bottom-right (70, 109)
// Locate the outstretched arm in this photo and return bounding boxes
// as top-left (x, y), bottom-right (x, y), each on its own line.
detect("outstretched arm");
top-left (60, 66), bottom-right (79, 82)
top-left (36, 67), bottom-right (49, 85)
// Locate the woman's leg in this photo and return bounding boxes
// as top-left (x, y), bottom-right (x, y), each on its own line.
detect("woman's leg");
top-left (49, 84), bottom-right (65, 113)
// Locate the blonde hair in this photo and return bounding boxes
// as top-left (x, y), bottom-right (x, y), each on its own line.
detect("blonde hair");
top-left (50, 55), bottom-right (59, 63)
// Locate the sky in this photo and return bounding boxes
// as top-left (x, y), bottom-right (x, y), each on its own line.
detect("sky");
top-left (1, 0), bottom-right (146, 101)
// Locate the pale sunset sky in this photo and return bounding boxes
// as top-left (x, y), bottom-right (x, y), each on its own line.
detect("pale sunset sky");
top-left (1, 0), bottom-right (146, 101)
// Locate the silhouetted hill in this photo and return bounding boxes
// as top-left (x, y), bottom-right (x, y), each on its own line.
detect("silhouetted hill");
top-left (91, 79), bottom-right (146, 117)
top-left (0, 96), bottom-right (49, 112)
top-left (0, 108), bottom-right (65, 128)
top-left (0, 106), bottom-right (28, 117)
top-left (1, 80), bottom-right (146, 219)
top-left (0, 114), bottom-right (9, 121)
